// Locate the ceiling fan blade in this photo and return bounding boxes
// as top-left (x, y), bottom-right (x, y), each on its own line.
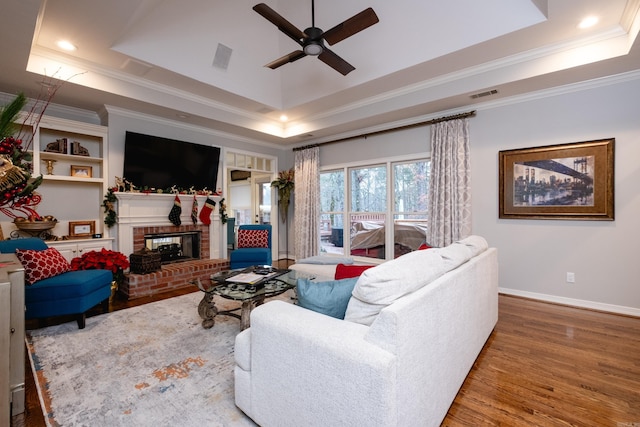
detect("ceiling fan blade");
top-left (318, 48), bottom-right (355, 75)
top-left (253, 3), bottom-right (306, 45)
top-left (323, 7), bottom-right (379, 46)
top-left (265, 50), bottom-right (307, 69)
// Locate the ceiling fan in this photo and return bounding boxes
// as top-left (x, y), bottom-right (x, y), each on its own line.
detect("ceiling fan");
top-left (253, 1), bottom-right (379, 75)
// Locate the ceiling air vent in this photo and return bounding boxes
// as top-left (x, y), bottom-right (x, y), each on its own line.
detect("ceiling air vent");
top-left (470, 89), bottom-right (498, 99)
top-left (212, 43), bottom-right (233, 70)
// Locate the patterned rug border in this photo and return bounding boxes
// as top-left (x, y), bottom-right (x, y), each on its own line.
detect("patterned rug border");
top-left (26, 334), bottom-right (55, 426)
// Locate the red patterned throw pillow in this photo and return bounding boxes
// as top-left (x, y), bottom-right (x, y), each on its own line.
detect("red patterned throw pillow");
top-left (15, 247), bottom-right (71, 285)
top-left (237, 229), bottom-right (269, 248)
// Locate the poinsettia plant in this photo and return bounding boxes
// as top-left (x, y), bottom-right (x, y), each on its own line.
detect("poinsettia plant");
top-left (70, 248), bottom-right (130, 284)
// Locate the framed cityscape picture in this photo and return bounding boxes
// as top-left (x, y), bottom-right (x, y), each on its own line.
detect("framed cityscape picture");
top-left (499, 138), bottom-right (614, 220)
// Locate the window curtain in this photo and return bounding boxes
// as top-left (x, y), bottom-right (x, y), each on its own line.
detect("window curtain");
top-left (293, 146), bottom-right (320, 259)
top-left (426, 118), bottom-right (472, 247)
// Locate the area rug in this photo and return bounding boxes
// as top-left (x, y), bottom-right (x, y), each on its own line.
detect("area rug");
top-left (26, 291), bottom-right (291, 426)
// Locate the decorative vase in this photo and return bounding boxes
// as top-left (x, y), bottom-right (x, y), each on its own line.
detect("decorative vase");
top-left (44, 159), bottom-right (56, 174)
top-left (110, 280), bottom-right (118, 302)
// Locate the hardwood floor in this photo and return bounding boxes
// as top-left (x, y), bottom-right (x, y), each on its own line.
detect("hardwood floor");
top-left (11, 275), bottom-right (640, 426)
top-left (444, 296), bottom-right (640, 426)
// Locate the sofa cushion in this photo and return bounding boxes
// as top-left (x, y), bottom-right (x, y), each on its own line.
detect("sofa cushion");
top-left (344, 249), bottom-right (448, 325)
top-left (237, 229), bottom-right (269, 248)
top-left (334, 263), bottom-right (375, 280)
top-left (0, 237), bottom-right (48, 253)
top-left (297, 277), bottom-right (358, 319)
top-left (457, 235), bottom-right (489, 257)
top-left (15, 247), bottom-right (70, 285)
top-left (344, 236), bottom-right (488, 326)
top-left (25, 269), bottom-right (113, 302)
top-left (296, 255), bottom-right (354, 265)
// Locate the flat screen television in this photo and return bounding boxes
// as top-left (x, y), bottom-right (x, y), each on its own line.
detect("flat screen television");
top-left (123, 131), bottom-right (221, 192)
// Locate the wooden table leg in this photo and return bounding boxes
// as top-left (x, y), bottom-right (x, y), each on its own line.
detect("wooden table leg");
top-left (240, 301), bottom-right (252, 330)
top-left (198, 291), bottom-right (218, 329)
top-left (240, 296), bottom-right (265, 330)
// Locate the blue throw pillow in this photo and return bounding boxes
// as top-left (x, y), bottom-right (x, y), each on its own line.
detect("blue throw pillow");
top-left (296, 277), bottom-right (358, 319)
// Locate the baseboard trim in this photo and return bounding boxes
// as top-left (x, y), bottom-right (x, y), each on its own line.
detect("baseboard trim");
top-left (499, 287), bottom-right (640, 318)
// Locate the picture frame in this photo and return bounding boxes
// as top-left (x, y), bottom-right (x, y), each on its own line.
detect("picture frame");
top-left (70, 165), bottom-right (92, 178)
top-left (69, 221), bottom-right (95, 238)
top-left (499, 138), bottom-right (614, 220)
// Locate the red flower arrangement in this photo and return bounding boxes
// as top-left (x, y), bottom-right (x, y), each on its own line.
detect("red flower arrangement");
top-left (70, 249), bottom-right (130, 284)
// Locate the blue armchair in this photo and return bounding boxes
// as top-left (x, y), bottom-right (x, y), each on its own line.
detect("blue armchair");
top-left (0, 238), bottom-right (113, 329)
top-left (229, 224), bottom-right (272, 269)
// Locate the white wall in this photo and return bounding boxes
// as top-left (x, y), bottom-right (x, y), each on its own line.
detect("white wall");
top-left (319, 74), bottom-right (640, 315)
top-left (472, 76), bottom-right (640, 315)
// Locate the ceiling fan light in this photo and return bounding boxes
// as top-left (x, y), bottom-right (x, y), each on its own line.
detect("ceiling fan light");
top-left (304, 41), bottom-right (323, 56)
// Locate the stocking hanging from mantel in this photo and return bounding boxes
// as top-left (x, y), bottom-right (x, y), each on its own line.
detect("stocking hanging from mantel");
top-left (168, 195), bottom-right (182, 226)
top-left (191, 195), bottom-right (198, 224)
top-left (199, 197), bottom-right (216, 225)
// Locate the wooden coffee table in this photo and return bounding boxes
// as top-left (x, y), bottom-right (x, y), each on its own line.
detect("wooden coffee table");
top-left (193, 266), bottom-right (294, 330)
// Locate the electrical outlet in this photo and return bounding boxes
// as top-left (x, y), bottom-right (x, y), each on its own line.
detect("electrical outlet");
top-left (566, 272), bottom-right (575, 283)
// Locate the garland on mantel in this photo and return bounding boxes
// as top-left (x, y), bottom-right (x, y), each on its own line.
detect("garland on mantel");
top-left (219, 198), bottom-right (227, 224)
top-left (103, 187), bottom-right (227, 227)
top-left (102, 187), bottom-right (117, 228)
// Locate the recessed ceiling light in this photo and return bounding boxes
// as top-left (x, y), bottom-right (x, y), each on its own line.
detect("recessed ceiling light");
top-left (56, 40), bottom-right (77, 51)
top-left (578, 16), bottom-right (599, 29)
top-left (280, 114), bottom-right (288, 122)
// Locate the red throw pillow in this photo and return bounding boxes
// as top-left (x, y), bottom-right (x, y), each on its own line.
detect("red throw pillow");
top-left (15, 247), bottom-right (71, 285)
top-left (418, 243), bottom-right (432, 250)
top-left (237, 229), bottom-right (269, 248)
top-left (334, 263), bottom-right (375, 280)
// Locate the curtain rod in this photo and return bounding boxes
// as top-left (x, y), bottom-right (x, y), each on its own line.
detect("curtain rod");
top-left (292, 143), bottom-right (319, 152)
top-left (293, 110), bottom-right (476, 150)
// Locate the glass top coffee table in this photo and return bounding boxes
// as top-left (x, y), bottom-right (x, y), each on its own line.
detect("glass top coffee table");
top-left (193, 266), bottom-right (296, 330)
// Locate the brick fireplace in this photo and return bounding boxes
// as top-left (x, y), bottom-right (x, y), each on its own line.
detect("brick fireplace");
top-left (134, 224), bottom-right (208, 260)
top-left (114, 193), bottom-right (229, 299)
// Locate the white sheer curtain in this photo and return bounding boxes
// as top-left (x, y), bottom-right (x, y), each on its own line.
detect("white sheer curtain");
top-left (293, 146), bottom-right (320, 259)
top-left (426, 118), bottom-right (472, 247)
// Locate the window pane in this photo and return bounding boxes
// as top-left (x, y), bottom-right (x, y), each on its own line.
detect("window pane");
top-left (320, 213), bottom-right (344, 255)
top-left (393, 215), bottom-right (428, 257)
top-left (350, 213), bottom-right (385, 260)
top-left (320, 171), bottom-right (345, 255)
top-left (393, 160), bottom-right (429, 257)
top-left (350, 166), bottom-right (386, 212)
top-left (394, 161), bottom-right (429, 213)
top-left (320, 170), bottom-right (344, 212)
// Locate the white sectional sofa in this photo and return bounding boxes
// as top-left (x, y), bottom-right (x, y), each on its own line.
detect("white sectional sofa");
top-left (234, 236), bottom-right (498, 426)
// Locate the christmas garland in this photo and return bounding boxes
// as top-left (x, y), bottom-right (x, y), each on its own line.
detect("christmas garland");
top-left (102, 187), bottom-right (117, 228)
top-left (219, 198), bottom-right (228, 224)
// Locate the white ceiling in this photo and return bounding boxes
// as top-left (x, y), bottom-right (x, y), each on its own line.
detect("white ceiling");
top-left (1, 0), bottom-right (639, 147)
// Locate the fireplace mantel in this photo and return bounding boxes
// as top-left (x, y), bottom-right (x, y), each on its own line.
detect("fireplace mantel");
top-left (113, 193), bottom-right (222, 259)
